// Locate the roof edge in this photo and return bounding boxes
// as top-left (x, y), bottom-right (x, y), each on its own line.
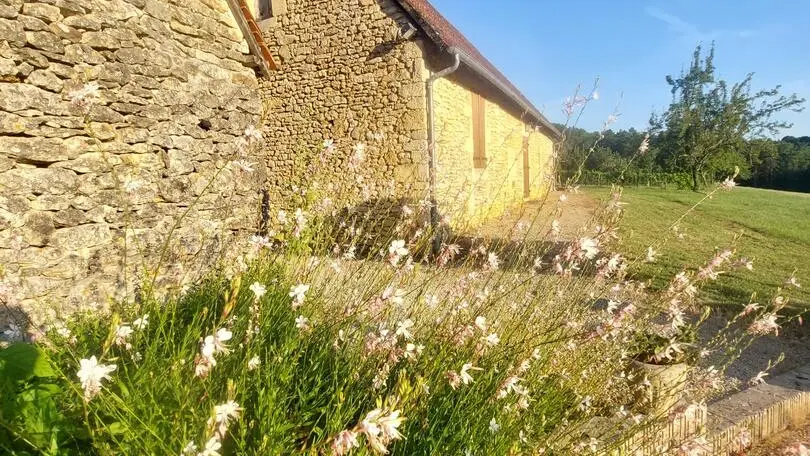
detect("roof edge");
top-left (225, 0), bottom-right (279, 74)
top-left (392, 0), bottom-right (561, 140)
top-left (449, 47), bottom-right (562, 140)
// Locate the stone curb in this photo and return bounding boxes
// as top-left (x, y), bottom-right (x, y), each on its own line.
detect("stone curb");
top-left (708, 364), bottom-right (810, 454)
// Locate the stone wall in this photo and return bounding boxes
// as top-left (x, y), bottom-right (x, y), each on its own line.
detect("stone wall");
top-left (432, 75), bottom-right (555, 225)
top-left (257, 0), bottom-right (430, 204)
top-left (0, 0), bottom-right (264, 321)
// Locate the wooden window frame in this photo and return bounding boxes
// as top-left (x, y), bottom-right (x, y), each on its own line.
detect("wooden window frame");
top-left (254, 0), bottom-right (286, 28)
top-left (256, 0), bottom-right (273, 20)
top-left (472, 92), bottom-right (487, 169)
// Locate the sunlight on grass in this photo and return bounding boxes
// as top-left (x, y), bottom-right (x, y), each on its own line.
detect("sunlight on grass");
top-left (585, 186), bottom-right (810, 310)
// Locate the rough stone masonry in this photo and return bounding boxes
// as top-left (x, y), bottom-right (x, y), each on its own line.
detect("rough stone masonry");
top-left (0, 0), bottom-right (264, 322)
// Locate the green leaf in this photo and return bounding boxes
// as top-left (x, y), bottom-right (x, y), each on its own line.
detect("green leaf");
top-left (0, 344), bottom-right (56, 382)
top-left (106, 422), bottom-right (128, 436)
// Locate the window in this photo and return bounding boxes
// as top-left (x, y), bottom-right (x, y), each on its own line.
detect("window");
top-left (472, 92), bottom-right (486, 168)
top-left (256, 0), bottom-right (273, 21)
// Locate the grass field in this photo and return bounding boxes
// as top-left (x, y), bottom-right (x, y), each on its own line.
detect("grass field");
top-left (584, 186), bottom-right (810, 310)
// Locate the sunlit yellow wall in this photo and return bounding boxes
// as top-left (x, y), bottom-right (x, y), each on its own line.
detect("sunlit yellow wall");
top-left (432, 77), bottom-right (555, 226)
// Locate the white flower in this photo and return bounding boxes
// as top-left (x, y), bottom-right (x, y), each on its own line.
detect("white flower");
top-left (132, 314), bottom-right (149, 330)
top-left (749, 371), bottom-right (769, 386)
top-left (295, 315), bottom-right (310, 331)
top-left (378, 409), bottom-right (404, 442)
top-left (578, 395), bottom-right (592, 412)
top-left (489, 418), bottom-right (500, 433)
top-left (231, 159), bottom-right (255, 173)
top-left (645, 246), bottom-right (657, 263)
top-left (202, 328), bottom-right (233, 360)
top-left (249, 235), bottom-right (272, 249)
top-left (350, 143), bottom-right (366, 169)
top-left (243, 125), bottom-right (262, 143)
top-left (209, 400), bottom-right (242, 438)
top-left (114, 324), bottom-right (134, 348)
top-left (331, 430), bottom-right (360, 456)
top-left (182, 441), bottom-right (197, 455)
top-left (404, 343), bottom-right (424, 360)
top-left (578, 238), bottom-right (599, 260)
top-left (389, 239), bottom-right (409, 257)
top-left (247, 356), bottom-right (261, 371)
top-left (68, 81), bottom-right (100, 106)
top-left (123, 178), bottom-right (143, 193)
top-left (474, 316), bottom-right (488, 332)
top-left (249, 282), bottom-right (267, 300)
top-left (277, 210), bottom-right (288, 224)
top-left (748, 313), bottom-right (780, 336)
top-left (786, 275), bottom-right (802, 288)
top-left (638, 133), bottom-right (650, 155)
top-left (460, 363), bottom-right (481, 385)
top-left (289, 284), bottom-right (310, 308)
top-left (481, 332), bottom-right (500, 347)
top-left (395, 319), bottom-right (414, 340)
top-left (55, 324), bottom-right (73, 339)
top-left (358, 408), bottom-right (404, 453)
top-left (382, 287), bottom-right (405, 306)
top-left (486, 252), bottom-right (500, 270)
top-left (591, 90), bottom-right (599, 100)
top-left (551, 219), bottom-right (561, 236)
top-left (77, 356), bottom-right (116, 401)
top-left (198, 437), bottom-right (222, 456)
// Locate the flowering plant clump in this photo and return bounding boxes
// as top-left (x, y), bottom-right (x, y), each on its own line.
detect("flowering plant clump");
top-left (1, 97), bottom-right (802, 455)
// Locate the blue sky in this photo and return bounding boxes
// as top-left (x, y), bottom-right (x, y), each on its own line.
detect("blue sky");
top-left (430, 0), bottom-right (810, 136)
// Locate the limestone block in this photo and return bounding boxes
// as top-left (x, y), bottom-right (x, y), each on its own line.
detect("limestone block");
top-left (51, 223), bottom-right (111, 250)
top-left (0, 156), bottom-right (14, 172)
top-left (55, 152), bottom-right (122, 174)
top-left (64, 43), bottom-right (106, 64)
top-left (30, 194), bottom-right (72, 211)
top-left (0, 168), bottom-right (77, 195)
top-left (0, 136), bottom-right (78, 163)
top-left (26, 69), bottom-right (64, 92)
top-left (0, 83), bottom-right (67, 114)
top-left (52, 207), bottom-right (86, 227)
top-left (22, 211), bottom-right (56, 246)
top-left (0, 4), bottom-right (20, 19)
top-left (0, 18), bottom-right (26, 47)
top-left (22, 4), bottom-right (63, 23)
top-left (25, 31), bottom-right (64, 53)
top-left (82, 31), bottom-right (122, 50)
top-left (162, 149), bottom-right (195, 175)
top-left (0, 56), bottom-right (16, 77)
top-left (62, 14), bottom-right (103, 31)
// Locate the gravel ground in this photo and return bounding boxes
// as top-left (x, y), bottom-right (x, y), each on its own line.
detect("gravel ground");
top-left (704, 313), bottom-right (810, 386)
top-left (747, 418), bottom-right (810, 455)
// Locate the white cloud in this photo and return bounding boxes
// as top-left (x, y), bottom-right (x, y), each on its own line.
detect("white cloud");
top-left (644, 6), bottom-right (765, 42)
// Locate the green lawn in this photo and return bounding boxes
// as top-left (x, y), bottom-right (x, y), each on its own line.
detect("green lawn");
top-left (584, 186), bottom-right (810, 310)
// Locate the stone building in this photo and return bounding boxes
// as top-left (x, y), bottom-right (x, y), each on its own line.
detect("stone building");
top-left (253, 0), bottom-right (560, 222)
top-left (0, 0), bottom-right (558, 319)
top-left (0, 0), bottom-right (267, 317)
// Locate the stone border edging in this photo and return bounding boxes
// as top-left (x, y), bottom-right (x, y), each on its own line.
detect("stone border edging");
top-left (708, 364), bottom-right (810, 454)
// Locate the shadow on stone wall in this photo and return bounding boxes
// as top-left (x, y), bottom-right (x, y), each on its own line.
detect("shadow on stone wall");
top-left (324, 197), bottom-right (568, 272)
top-left (0, 299), bottom-right (32, 345)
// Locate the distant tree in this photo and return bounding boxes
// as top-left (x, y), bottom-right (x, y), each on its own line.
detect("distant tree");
top-left (742, 139), bottom-right (778, 186)
top-left (651, 44), bottom-right (805, 191)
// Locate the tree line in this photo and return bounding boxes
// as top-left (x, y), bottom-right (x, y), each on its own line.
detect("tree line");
top-left (559, 44), bottom-right (808, 192)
